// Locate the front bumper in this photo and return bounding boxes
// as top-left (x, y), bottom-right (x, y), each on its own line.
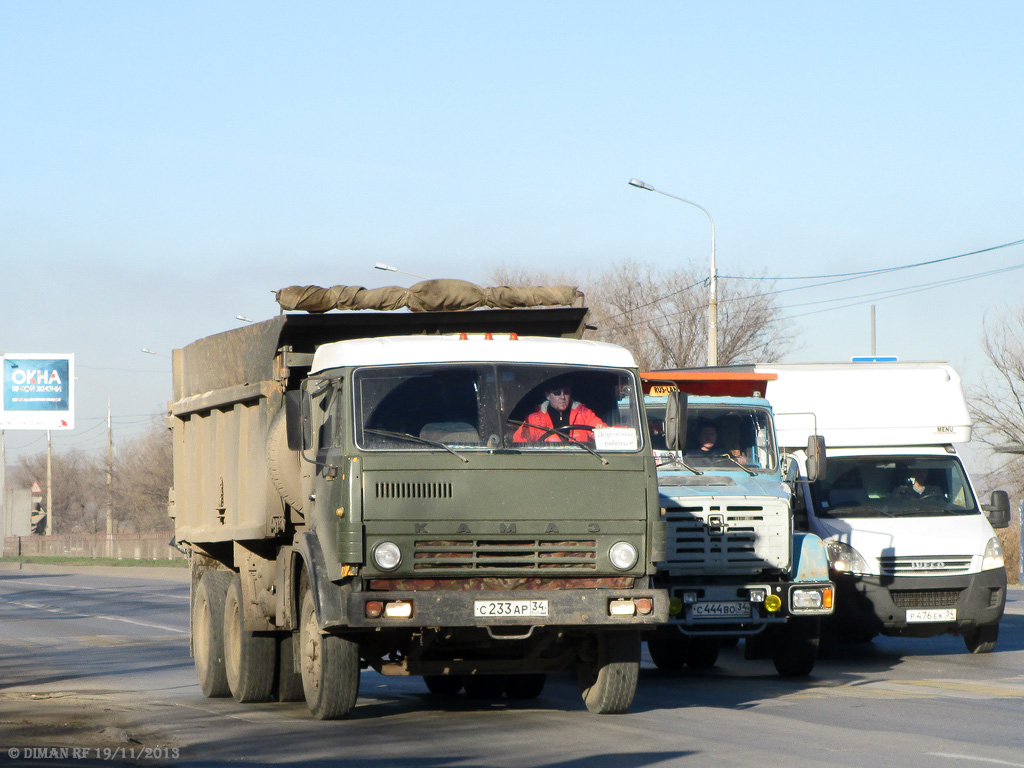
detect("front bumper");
top-left (831, 568), bottom-right (1006, 638)
top-left (661, 581), bottom-right (834, 635)
top-left (341, 587), bottom-right (669, 629)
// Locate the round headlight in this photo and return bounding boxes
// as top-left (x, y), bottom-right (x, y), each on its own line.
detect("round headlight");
top-left (372, 542), bottom-right (402, 571)
top-left (609, 541), bottom-right (638, 571)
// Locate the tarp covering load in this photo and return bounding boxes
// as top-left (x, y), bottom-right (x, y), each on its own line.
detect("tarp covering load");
top-left (275, 279), bottom-right (582, 314)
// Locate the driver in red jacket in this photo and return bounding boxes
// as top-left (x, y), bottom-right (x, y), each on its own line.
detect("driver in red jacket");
top-left (513, 383), bottom-right (607, 443)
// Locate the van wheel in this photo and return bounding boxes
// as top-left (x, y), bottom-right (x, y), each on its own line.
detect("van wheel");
top-left (423, 675), bottom-right (463, 696)
top-left (504, 673), bottom-right (546, 699)
top-left (964, 623), bottom-right (998, 654)
top-left (646, 627), bottom-right (687, 670)
top-left (192, 571), bottom-right (232, 698)
top-left (772, 617), bottom-right (820, 677)
top-left (275, 632), bottom-right (305, 702)
top-left (462, 675), bottom-right (508, 699)
top-left (224, 574), bottom-right (275, 703)
top-left (577, 630), bottom-right (640, 715)
top-left (298, 581), bottom-right (360, 719)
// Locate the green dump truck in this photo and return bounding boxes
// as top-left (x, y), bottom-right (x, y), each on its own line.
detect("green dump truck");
top-left (170, 281), bottom-right (667, 719)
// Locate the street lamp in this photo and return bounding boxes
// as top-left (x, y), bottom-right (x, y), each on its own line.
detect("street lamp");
top-left (374, 262), bottom-right (429, 280)
top-left (140, 348), bottom-right (169, 359)
top-left (629, 178), bottom-right (718, 366)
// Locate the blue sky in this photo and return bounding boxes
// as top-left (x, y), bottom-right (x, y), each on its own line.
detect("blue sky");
top-left (3, 2), bottom-right (1023, 461)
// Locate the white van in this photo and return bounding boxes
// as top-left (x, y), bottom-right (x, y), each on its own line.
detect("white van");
top-left (754, 362), bottom-right (1010, 653)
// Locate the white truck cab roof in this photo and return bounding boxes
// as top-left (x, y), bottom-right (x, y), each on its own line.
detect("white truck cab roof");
top-left (311, 334), bottom-right (638, 373)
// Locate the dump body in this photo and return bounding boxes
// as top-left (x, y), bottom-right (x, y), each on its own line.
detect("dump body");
top-left (171, 305), bottom-right (668, 717)
top-left (754, 361), bottom-right (1008, 652)
top-left (640, 371), bottom-right (833, 676)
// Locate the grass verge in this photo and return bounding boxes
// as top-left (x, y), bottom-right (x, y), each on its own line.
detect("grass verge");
top-left (0, 555), bottom-right (187, 568)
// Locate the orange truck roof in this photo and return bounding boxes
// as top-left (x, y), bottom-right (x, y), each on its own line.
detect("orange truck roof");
top-left (641, 370), bottom-right (777, 398)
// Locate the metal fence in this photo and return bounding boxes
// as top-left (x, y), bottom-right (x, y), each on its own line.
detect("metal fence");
top-left (2, 532), bottom-right (186, 561)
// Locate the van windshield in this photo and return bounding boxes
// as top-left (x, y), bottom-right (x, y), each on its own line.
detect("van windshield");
top-left (809, 456), bottom-right (978, 518)
top-left (353, 363), bottom-right (643, 454)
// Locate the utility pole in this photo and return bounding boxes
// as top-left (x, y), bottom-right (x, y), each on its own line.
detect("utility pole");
top-left (45, 430), bottom-right (52, 536)
top-left (106, 401), bottom-right (114, 555)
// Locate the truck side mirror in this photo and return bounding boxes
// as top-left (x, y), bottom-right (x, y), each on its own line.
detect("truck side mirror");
top-left (782, 455), bottom-right (799, 485)
top-left (982, 490), bottom-right (1010, 529)
top-left (664, 390), bottom-right (688, 451)
top-left (285, 389), bottom-right (312, 452)
top-left (805, 435), bottom-right (827, 483)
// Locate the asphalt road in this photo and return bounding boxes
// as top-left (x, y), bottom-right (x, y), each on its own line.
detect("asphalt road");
top-left (1, 565), bottom-right (1023, 768)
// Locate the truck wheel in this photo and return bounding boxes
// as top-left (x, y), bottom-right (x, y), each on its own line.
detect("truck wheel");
top-left (771, 617), bottom-right (820, 677)
top-left (423, 675), bottom-right (463, 696)
top-left (964, 623), bottom-right (998, 654)
top-left (577, 630), bottom-right (640, 715)
top-left (192, 570), bottom-right (232, 698)
top-left (504, 673), bottom-right (546, 699)
top-left (275, 633), bottom-right (305, 702)
top-left (646, 628), bottom-right (688, 670)
top-left (462, 675), bottom-right (508, 699)
top-left (686, 638), bottom-right (720, 669)
top-left (224, 574), bottom-right (275, 703)
top-left (298, 584), bottom-right (360, 719)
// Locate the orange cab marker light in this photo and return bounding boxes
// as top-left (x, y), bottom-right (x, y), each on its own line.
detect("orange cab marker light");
top-left (459, 333), bottom-right (469, 340)
top-left (484, 332), bottom-right (493, 340)
top-left (510, 333), bottom-right (519, 340)
top-left (365, 601), bottom-right (384, 619)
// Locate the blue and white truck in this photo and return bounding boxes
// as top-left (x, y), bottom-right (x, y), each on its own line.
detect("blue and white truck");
top-left (642, 371), bottom-right (834, 676)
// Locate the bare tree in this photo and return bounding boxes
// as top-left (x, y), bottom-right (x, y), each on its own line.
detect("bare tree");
top-left (489, 260), bottom-right (794, 370)
top-left (112, 422), bottom-right (173, 532)
top-left (10, 449), bottom-right (104, 534)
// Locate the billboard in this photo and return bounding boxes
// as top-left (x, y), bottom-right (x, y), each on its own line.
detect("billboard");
top-left (0, 354), bottom-right (75, 430)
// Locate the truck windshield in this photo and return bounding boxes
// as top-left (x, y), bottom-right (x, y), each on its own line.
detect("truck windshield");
top-left (354, 364), bottom-right (643, 453)
top-left (645, 401), bottom-right (777, 473)
top-left (809, 456), bottom-right (979, 518)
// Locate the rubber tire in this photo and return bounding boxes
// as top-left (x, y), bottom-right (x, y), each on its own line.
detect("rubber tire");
top-left (298, 581), bottom-right (360, 719)
top-left (462, 675), bottom-right (508, 699)
top-left (686, 638), bottom-right (720, 669)
top-left (577, 630), bottom-right (641, 715)
top-left (224, 574), bottom-right (275, 703)
top-left (646, 628), bottom-right (688, 671)
top-left (964, 623), bottom-right (998, 654)
top-left (275, 633), bottom-right (305, 702)
top-left (504, 673), bottom-right (547, 700)
top-left (771, 617), bottom-right (820, 677)
top-left (423, 675), bottom-right (464, 696)
top-left (192, 570), bottom-right (232, 698)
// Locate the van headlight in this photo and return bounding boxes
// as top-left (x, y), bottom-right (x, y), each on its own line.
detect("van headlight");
top-left (609, 541), bottom-right (638, 570)
top-left (982, 537), bottom-right (1004, 571)
top-left (372, 542), bottom-right (402, 571)
top-left (825, 540), bottom-right (871, 575)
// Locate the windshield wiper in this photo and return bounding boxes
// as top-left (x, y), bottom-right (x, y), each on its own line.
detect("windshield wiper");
top-left (655, 454), bottom-right (703, 475)
top-left (364, 428), bottom-right (469, 463)
top-left (506, 419), bottom-right (608, 465)
top-left (720, 453), bottom-right (757, 477)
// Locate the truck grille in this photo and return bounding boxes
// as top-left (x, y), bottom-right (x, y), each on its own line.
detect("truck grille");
top-left (375, 482), bottom-right (454, 500)
top-left (890, 589), bottom-right (962, 608)
top-left (878, 556), bottom-right (972, 576)
top-left (661, 498), bottom-right (789, 575)
top-left (413, 539), bottom-right (597, 571)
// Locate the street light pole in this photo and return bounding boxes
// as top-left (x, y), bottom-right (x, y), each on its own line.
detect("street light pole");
top-left (629, 178), bottom-right (718, 366)
top-left (374, 263), bottom-right (429, 281)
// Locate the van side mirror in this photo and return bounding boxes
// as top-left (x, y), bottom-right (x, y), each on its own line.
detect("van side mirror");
top-left (982, 490), bottom-right (1010, 529)
top-left (285, 389), bottom-right (312, 452)
top-left (664, 390), bottom-right (688, 451)
top-left (805, 435), bottom-right (827, 483)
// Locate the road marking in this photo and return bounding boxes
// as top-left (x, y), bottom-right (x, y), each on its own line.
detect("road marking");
top-left (3, 599), bottom-right (187, 634)
top-left (928, 754), bottom-right (1024, 767)
top-left (0, 579), bottom-right (189, 601)
top-left (783, 678), bottom-right (1024, 701)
